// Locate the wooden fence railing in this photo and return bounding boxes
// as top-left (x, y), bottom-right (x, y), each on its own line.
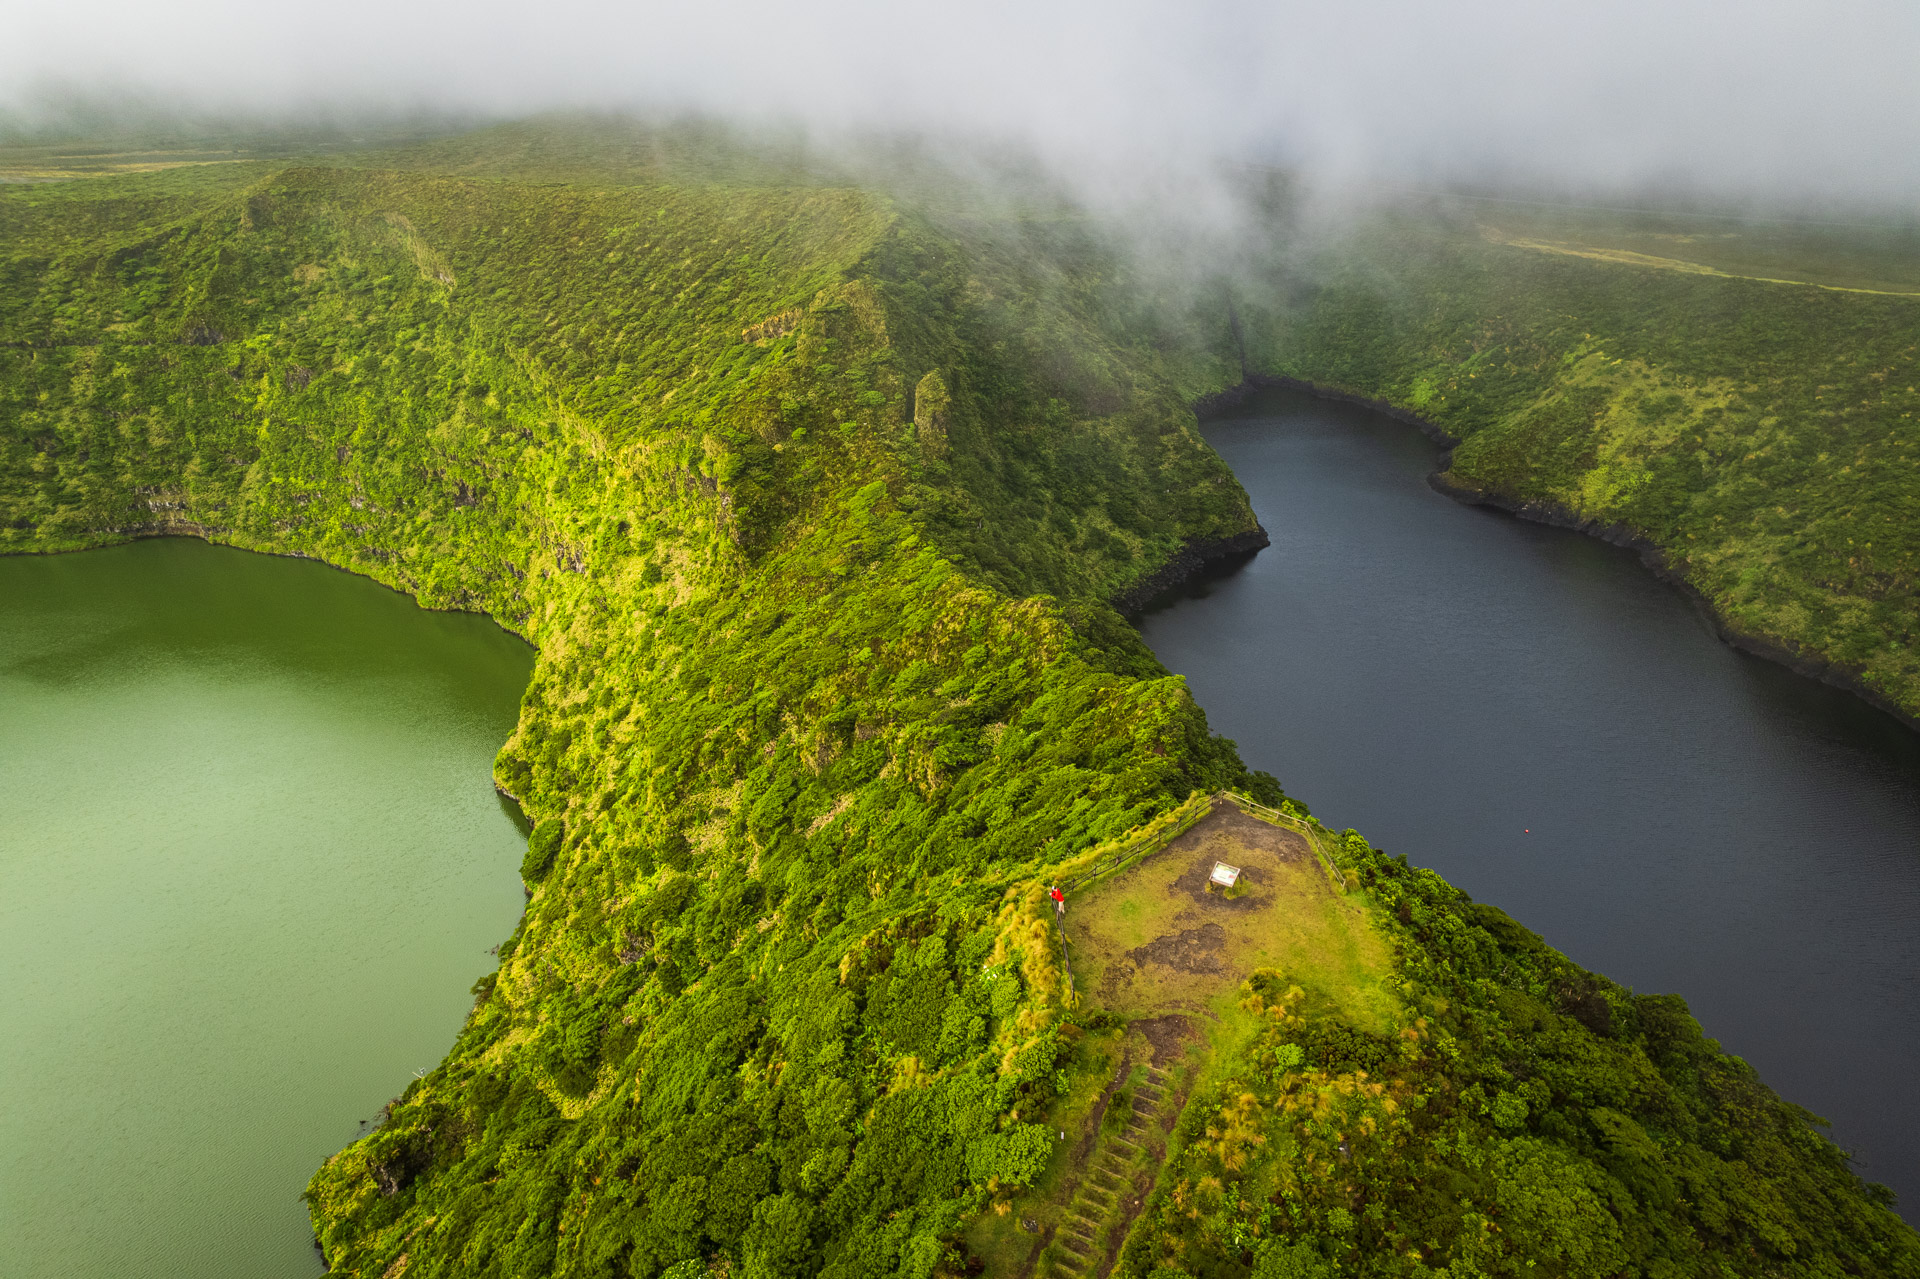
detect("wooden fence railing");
top-left (1039, 793), bottom-right (1212, 1007)
top-left (1217, 791), bottom-right (1349, 894)
top-left (1058, 795), bottom-right (1213, 897)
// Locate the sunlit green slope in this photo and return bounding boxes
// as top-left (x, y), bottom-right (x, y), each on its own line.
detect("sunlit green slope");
top-left (2, 123), bottom-right (1914, 1279)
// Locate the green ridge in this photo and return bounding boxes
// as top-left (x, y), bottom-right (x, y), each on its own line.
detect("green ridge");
top-left (1, 123), bottom-right (1914, 1279)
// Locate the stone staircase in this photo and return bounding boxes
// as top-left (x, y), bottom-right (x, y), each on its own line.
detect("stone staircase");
top-left (1046, 1062), bottom-right (1173, 1279)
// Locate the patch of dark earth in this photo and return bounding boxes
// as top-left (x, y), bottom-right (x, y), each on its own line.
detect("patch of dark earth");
top-left (1163, 806), bottom-right (1312, 911)
top-left (1126, 922), bottom-right (1228, 974)
top-left (1132, 1014), bottom-right (1197, 1066)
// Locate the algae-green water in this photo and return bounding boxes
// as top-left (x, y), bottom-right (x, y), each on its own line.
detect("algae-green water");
top-left (0, 538), bottom-right (533, 1279)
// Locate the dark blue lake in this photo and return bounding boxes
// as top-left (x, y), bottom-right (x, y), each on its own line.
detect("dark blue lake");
top-left (1139, 389), bottom-right (1920, 1208)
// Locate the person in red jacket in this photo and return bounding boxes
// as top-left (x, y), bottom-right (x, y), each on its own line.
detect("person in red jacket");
top-left (1049, 885), bottom-right (1065, 916)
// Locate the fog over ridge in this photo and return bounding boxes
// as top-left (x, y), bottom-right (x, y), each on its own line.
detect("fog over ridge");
top-left (6, 0), bottom-right (1920, 208)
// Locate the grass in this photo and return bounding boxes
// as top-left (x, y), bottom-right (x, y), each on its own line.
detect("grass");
top-left (1487, 232), bottom-right (1920, 298)
top-left (967, 800), bottom-right (1398, 1277)
top-left (1462, 198), bottom-right (1920, 295)
top-left (1065, 805), bottom-right (1396, 1038)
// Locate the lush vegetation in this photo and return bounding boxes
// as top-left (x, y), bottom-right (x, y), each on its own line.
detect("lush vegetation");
top-left (2, 122), bottom-right (1914, 1277)
top-left (1119, 825), bottom-right (1920, 1279)
top-left (1237, 201), bottom-right (1920, 720)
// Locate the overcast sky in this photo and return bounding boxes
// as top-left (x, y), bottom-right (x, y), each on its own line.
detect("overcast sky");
top-left (7, 0), bottom-right (1920, 207)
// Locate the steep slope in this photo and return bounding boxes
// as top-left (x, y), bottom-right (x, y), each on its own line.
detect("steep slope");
top-left (2, 129), bottom-right (1915, 1279)
top-left (0, 147), bottom-right (1274, 1277)
top-left (1237, 206), bottom-right (1920, 723)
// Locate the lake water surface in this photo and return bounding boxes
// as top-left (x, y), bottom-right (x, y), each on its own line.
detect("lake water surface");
top-left (0, 538), bottom-right (532, 1278)
top-left (1140, 390), bottom-right (1920, 1209)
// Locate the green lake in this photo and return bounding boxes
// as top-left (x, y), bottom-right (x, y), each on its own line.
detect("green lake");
top-left (0, 538), bottom-right (533, 1278)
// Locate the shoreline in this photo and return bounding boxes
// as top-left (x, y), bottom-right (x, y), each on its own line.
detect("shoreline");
top-left (1192, 373), bottom-right (1920, 736)
top-left (1113, 526), bottom-right (1272, 615)
top-left (2, 525), bottom-right (541, 650)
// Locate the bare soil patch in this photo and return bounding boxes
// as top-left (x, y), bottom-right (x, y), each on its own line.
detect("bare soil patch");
top-left (1166, 805), bottom-right (1311, 908)
top-left (1133, 1014), bottom-right (1197, 1067)
top-left (1126, 922), bottom-right (1227, 975)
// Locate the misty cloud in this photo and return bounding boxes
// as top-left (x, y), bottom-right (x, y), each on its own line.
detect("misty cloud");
top-left (6, 0), bottom-right (1920, 207)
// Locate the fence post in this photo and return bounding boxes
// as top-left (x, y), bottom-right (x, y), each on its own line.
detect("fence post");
top-left (1222, 791), bottom-right (1346, 893)
top-left (1052, 907), bottom-right (1074, 1008)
